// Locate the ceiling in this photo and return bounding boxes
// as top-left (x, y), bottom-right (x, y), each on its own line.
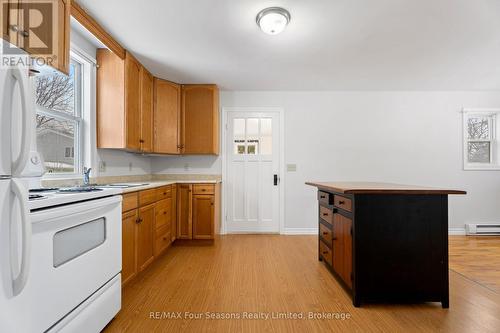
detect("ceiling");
top-left (78, 0), bottom-right (500, 91)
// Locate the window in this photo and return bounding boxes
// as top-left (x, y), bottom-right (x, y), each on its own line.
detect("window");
top-left (35, 56), bottom-right (83, 175)
top-left (233, 118), bottom-right (273, 155)
top-left (463, 109), bottom-right (500, 170)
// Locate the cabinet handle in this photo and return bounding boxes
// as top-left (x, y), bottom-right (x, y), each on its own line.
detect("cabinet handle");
top-left (338, 200), bottom-right (345, 205)
top-left (202, 189), bottom-right (206, 191)
top-left (139, 139), bottom-right (144, 143)
top-left (163, 211), bottom-right (167, 215)
top-left (21, 30), bottom-right (29, 37)
top-left (320, 195), bottom-right (326, 199)
top-left (322, 251), bottom-right (328, 255)
top-left (135, 218), bottom-right (140, 224)
top-left (163, 192), bottom-right (166, 195)
top-left (322, 232), bottom-right (328, 235)
top-left (163, 237), bottom-right (167, 241)
top-left (322, 213), bottom-right (328, 216)
top-left (10, 25), bottom-right (19, 32)
top-left (332, 237), bottom-right (337, 241)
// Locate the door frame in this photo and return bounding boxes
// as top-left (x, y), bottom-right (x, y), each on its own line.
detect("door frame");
top-left (221, 107), bottom-right (285, 235)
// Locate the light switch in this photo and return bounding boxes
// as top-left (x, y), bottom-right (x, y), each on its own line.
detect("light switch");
top-left (287, 164), bottom-right (297, 172)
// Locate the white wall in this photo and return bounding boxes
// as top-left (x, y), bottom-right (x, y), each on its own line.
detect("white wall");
top-left (71, 27), bottom-right (152, 177)
top-left (152, 90), bottom-right (500, 230)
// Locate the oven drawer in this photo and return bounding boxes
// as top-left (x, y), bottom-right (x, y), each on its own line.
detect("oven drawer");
top-left (319, 240), bottom-right (332, 266)
top-left (334, 195), bottom-right (352, 212)
top-left (319, 206), bottom-right (333, 225)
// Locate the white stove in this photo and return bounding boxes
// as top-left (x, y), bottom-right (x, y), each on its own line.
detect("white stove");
top-left (28, 187), bottom-right (123, 211)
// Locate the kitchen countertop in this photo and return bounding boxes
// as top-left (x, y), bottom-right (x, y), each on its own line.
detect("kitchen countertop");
top-left (120, 180), bottom-right (220, 194)
top-left (305, 181), bottom-right (466, 195)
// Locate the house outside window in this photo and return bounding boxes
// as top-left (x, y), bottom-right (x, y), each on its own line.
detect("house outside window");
top-left (463, 109), bottom-right (500, 170)
top-left (35, 55), bottom-right (84, 175)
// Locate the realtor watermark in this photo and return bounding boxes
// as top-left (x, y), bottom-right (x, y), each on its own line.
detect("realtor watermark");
top-left (1, 0), bottom-right (58, 68)
top-left (149, 311), bottom-right (352, 321)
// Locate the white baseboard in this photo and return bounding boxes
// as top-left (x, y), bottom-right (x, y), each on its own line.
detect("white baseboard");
top-left (282, 227), bottom-right (318, 235)
top-left (449, 227), bottom-right (466, 235)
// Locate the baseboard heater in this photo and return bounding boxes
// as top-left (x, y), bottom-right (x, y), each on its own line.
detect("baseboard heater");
top-left (465, 224), bottom-right (500, 235)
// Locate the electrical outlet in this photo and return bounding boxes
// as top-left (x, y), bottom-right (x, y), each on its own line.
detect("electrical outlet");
top-left (287, 164), bottom-right (297, 172)
top-left (99, 161), bottom-right (106, 173)
top-left (129, 162), bottom-right (133, 172)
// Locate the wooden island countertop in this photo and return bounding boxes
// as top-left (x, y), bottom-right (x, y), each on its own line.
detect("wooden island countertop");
top-left (305, 181), bottom-right (466, 195)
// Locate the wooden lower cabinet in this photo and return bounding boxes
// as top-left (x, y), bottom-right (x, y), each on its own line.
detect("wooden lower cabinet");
top-left (332, 213), bottom-right (352, 288)
top-left (177, 184), bottom-right (193, 239)
top-left (192, 195), bottom-right (214, 239)
top-left (137, 204), bottom-right (155, 271)
top-left (176, 183), bottom-right (217, 240)
top-left (121, 209), bottom-right (138, 285)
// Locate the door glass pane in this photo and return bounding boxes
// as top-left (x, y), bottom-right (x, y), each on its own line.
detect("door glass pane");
top-left (467, 117), bottom-right (490, 140)
top-left (246, 119), bottom-right (259, 155)
top-left (260, 118), bottom-right (272, 155)
top-left (468, 142), bottom-right (490, 163)
top-left (233, 118), bottom-right (246, 154)
top-left (53, 218), bottom-right (106, 267)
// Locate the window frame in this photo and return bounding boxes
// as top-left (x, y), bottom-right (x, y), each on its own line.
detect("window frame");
top-left (463, 109), bottom-right (500, 171)
top-left (36, 54), bottom-right (85, 177)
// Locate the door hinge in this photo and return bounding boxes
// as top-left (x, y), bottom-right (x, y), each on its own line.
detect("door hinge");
top-left (350, 226), bottom-right (353, 236)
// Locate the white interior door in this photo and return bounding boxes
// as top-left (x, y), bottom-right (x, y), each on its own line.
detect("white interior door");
top-left (226, 111), bottom-right (280, 233)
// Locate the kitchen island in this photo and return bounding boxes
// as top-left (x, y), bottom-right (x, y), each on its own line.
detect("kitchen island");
top-left (305, 181), bottom-right (466, 308)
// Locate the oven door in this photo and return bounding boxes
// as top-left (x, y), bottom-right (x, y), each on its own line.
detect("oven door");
top-left (3, 195), bottom-right (122, 333)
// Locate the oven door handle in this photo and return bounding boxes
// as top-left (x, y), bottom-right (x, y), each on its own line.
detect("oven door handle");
top-left (11, 178), bottom-right (31, 296)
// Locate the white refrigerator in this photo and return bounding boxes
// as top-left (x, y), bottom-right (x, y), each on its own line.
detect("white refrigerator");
top-left (0, 42), bottom-right (37, 331)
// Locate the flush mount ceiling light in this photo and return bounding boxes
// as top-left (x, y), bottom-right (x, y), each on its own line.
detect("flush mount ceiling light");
top-left (256, 7), bottom-right (291, 35)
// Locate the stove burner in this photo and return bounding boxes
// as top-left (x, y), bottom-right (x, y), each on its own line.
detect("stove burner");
top-left (57, 187), bottom-right (104, 193)
top-left (29, 194), bottom-right (46, 200)
top-left (29, 188), bottom-right (59, 193)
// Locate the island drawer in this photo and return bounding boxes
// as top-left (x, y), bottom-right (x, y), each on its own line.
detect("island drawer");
top-left (319, 240), bottom-right (332, 266)
top-left (318, 191), bottom-right (332, 205)
top-left (320, 223), bottom-right (332, 245)
top-left (334, 195), bottom-right (352, 212)
top-left (319, 206), bottom-right (333, 225)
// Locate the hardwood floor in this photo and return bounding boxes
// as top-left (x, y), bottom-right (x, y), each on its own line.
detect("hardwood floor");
top-left (449, 235), bottom-right (500, 293)
top-left (105, 235), bottom-right (500, 333)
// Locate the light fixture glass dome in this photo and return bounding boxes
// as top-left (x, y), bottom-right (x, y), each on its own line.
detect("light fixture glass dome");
top-left (256, 7), bottom-right (291, 35)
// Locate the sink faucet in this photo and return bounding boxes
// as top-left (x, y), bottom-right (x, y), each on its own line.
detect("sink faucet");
top-left (83, 167), bottom-right (92, 186)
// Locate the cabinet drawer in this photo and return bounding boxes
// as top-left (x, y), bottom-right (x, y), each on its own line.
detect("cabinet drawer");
top-left (319, 206), bottom-right (333, 225)
top-left (334, 195), bottom-right (352, 212)
top-left (139, 189), bottom-right (157, 207)
top-left (122, 192), bottom-right (138, 212)
top-left (318, 191), bottom-right (332, 205)
top-left (154, 225), bottom-right (171, 256)
top-left (319, 240), bottom-right (332, 266)
top-left (319, 223), bottom-right (332, 246)
top-left (155, 198), bottom-right (171, 230)
top-left (156, 185), bottom-right (172, 201)
top-left (193, 184), bottom-right (215, 195)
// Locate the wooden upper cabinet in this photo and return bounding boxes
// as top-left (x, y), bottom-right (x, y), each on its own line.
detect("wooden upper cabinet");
top-left (97, 50), bottom-right (153, 152)
top-left (182, 84), bottom-right (219, 155)
top-left (125, 53), bottom-right (141, 151)
top-left (140, 68), bottom-right (154, 152)
top-left (192, 194), bottom-right (214, 239)
top-left (1, 0), bottom-right (70, 74)
top-left (154, 78), bottom-right (181, 154)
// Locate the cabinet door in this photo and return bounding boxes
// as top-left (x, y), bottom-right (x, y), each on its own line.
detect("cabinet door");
top-left (140, 68), bottom-right (153, 152)
top-left (170, 184), bottom-right (177, 241)
top-left (193, 194), bottom-right (214, 239)
top-left (176, 184), bottom-right (192, 239)
top-left (124, 52), bottom-right (142, 151)
top-left (54, 0), bottom-right (70, 74)
top-left (343, 217), bottom-right (353, 288)
top-left (1, 0), bottom-right (21, 48)
top-left (137, 204), bottom-right (155, 271)
top-left (122, 210), bottom-right (137, 285)
top-left (332, 213), bottom-right (344, 279)
top-left (182, 84), bottom-right (219, 155)
top-left (154, 79), bottom-right (181, 154)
